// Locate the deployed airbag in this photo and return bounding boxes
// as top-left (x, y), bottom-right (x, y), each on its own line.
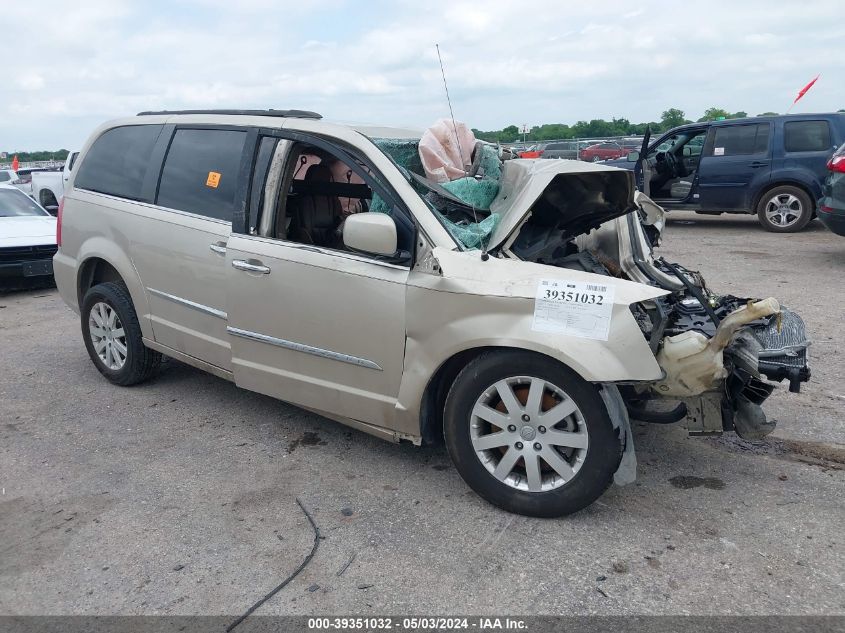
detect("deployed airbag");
top-left (419, 119), bottom-right (476, 182)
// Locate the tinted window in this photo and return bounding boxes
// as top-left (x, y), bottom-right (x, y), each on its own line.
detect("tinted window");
top-left (0, 188), bottom-right (49, 217)
top-left (75, 125), bottom-right (162, 200)
top-left (0, 172), bottom-right (10, 182)
top-left (157, 128), bottom-right (247, 221)
top-left (710, 124), bottom-right (768, 156)
top-left (784, 120), bottom-right (831, 152)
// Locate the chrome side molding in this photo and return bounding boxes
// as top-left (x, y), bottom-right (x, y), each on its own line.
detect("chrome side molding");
top-left (227, 327), bottom-right (383, 371)
top-left (147, 288), bottom-right (228, 320)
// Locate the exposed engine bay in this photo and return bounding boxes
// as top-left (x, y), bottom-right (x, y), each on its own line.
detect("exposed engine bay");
top-left (421, 155), bottom-right (811, 441)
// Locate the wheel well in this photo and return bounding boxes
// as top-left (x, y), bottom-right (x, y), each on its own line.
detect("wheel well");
top-left (77, 258), bottom-right (125, 307)
top-left (419, 346), bottom-right (579, 445)
top-left (753, 181), bottom-right (815, 214)
top-left (39, 189), bottom-right (58, 207)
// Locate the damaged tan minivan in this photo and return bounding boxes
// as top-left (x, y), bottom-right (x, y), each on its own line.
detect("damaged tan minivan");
top-left (54, 110), bottom-right (810, 517)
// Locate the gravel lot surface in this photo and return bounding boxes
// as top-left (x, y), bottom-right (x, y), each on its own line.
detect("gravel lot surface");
top-left (1, 212), bottom-right (843, 618)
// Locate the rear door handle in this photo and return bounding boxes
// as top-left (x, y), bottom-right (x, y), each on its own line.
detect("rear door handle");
top-left (209, 242), bottom-right (227, 255)
top-left (232, 259), bottom-right (270, 274)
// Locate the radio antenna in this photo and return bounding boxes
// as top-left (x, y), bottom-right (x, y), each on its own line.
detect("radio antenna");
top-left (436, 44), bottom-right (489, 260)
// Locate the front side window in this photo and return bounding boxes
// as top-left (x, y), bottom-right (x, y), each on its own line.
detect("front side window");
top-left (74, 125), bottom-right (162, 201)
top-left (784, 120), bottom-right (831, 152)
top-left (157, 128), bottom-right (247, 221)
top-left (251, 137), bottom-right (413, 261)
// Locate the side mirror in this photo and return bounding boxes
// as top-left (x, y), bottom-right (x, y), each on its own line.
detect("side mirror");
top-left (627, 151), bottom-right (640, 162)
top-left (342, 212), bottom-right (397, 256)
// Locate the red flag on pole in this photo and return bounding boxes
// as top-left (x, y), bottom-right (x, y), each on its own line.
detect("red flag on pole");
top-left (788, 74), bottom-right (820, 112)
top-left (11, 155), bottom-right (19, 171)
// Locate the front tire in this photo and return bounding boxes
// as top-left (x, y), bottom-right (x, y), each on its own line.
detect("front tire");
top-left (756, 185), bottom-right (813, 232)
top-left (443, 351), bottom-right (621, 518)
top-left (81, 282), bottom-right (161, 386)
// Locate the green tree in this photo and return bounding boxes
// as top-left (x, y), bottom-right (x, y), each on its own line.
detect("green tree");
top-left (697, 107), bottom-right (731, 122)
top-left (730, 111), bottom-right (748, 119)
top-left (660, 108), bottom-right (688, 130)
top-left (501, 125), bottom-right (520, 142)
top-left (757, 111), bottom-right (779, 116)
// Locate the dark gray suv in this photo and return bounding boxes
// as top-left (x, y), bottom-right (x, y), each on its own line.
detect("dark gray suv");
top-left (607, 113), bottom-right (845, 232)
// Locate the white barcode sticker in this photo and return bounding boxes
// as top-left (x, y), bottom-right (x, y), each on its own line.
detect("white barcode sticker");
top-left (532, 278), bottom-right (616, 341)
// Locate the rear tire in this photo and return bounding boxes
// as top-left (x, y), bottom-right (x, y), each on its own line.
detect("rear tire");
top-left (756, 185), bottom-right (813, 232)
top-left (443, 350), bottom-right (621, 517)
top-left (40, 190), bottom-right (58, 210)
top-left (81, 282), bottom-right (161, 386)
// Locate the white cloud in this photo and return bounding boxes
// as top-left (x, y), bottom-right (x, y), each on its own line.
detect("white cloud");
top-left (1, 0), bottom-right (842, 150)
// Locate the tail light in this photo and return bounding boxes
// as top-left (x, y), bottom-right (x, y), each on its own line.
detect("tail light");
top-left (537, 149), bottom-right (545, 157)
top-left (828, 154), bottom-right (845, 173)
top-left (56, 197), bottom-right (64, 247)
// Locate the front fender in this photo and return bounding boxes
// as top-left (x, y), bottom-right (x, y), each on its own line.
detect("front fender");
top-left (394, 248), bottom-right (667, 434)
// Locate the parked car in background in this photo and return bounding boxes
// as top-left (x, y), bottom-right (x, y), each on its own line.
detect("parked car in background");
top-left (9, 167), bottom-right (54, 197)
top-left (518, 146), bottom-right (542, 158)
top-left (620, 138), bottom-right (646, 151)
top-left (579, 142), bottom-right (628, 162)
top-left (818, 141), bottom-right (845, 236)
top-left (0, 169), bottom-right (19, 187)
top-left (31, 152), bottom-right (78, 212)
top-left (0, 184), bottom-right (57, 284)
top-left (606, 113), bottom-right (845, 232)
top-left (539, 141), bottom-right (580, 160)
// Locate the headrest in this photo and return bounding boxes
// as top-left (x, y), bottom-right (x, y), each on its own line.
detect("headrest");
top-left (304, 163), bottom-right (333, 182)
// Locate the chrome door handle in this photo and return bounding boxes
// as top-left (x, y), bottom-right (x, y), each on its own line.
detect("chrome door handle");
top-left (232, 259), bottom-right (270, 274)
top-left (209, 243), bottom-right (227, 255)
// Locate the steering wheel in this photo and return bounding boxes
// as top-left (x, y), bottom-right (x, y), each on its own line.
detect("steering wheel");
top-left (662, 150), bottom-right (681, 178)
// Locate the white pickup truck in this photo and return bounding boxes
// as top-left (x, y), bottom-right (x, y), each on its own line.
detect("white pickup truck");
top-left (30, 151), bottom-right (78, 213)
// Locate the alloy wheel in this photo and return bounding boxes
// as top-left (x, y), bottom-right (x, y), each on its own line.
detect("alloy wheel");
top-left (469, 376), bottom-right (588, 493)
top-left (88, 301), bottom-right (127, 370)
top-left (764, 193), bottom-right (803, 228)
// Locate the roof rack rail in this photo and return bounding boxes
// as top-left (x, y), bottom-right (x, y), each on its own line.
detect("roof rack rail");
top-left (136, 109), bottom-right (322, 119)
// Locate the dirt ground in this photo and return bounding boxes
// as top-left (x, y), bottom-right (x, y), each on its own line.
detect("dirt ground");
top-left (1, 211), bottom-right (843, 618)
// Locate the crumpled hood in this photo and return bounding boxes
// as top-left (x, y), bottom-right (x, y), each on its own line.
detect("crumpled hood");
top-left (0, 216), bottom-right (57, 248)
top-left (488, 159), bottom-right (637, 249)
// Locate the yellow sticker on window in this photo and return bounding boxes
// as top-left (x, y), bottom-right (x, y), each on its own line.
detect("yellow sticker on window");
top-left (206, 171), bottom-right (221, 188)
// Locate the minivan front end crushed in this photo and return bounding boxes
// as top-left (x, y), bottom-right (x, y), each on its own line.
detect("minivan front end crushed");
top-left (417, 156), bottom-right (811, 442)
top-left (483, 160), bottom-right (811, 443)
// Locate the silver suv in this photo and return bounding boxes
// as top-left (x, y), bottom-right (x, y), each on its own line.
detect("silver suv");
top-left (54, 109), bottom-right (810, 517)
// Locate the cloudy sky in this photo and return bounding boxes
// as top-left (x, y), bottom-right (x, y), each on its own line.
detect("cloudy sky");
top-left (2, 0), bottom-right (842, 151)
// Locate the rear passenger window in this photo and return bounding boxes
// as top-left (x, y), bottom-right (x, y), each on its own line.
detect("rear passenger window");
top-left (156, 128), bottom-right (247, 221)
top-left (75, 125), bottom-right (162, 201)
top-left (709, 124), bottom-right (768, 156)
top-left (784, 121), bottom-right (831, 152)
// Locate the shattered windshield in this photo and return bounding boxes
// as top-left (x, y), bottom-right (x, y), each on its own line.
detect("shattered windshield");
top-left (370, 137), bottom-right (502, 251)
